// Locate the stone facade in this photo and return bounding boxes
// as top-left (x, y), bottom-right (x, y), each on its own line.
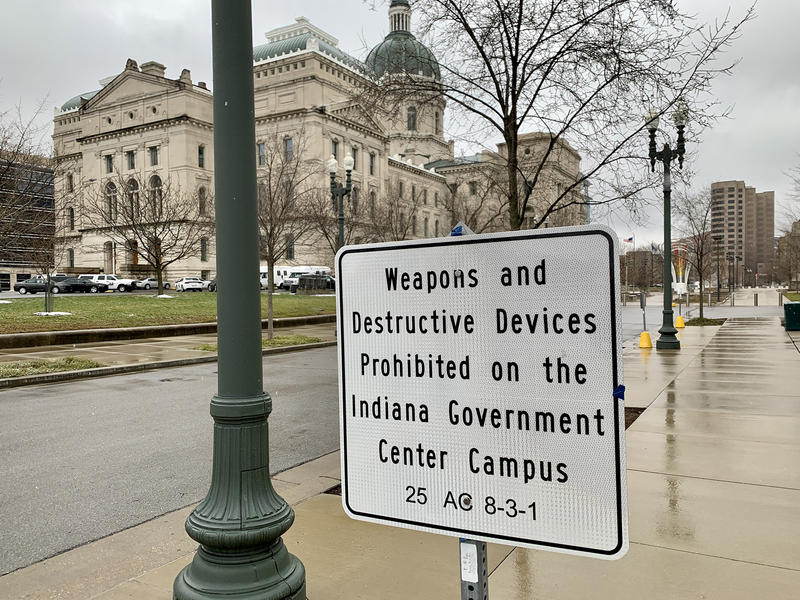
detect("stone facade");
top-left (54, 7), bottom-right (587, 278)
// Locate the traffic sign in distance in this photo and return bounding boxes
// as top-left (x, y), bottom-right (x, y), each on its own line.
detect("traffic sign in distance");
top-left (337, 225), bottom-right (627, 559)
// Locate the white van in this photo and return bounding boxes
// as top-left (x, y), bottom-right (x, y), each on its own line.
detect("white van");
top-left (260, 265), bottom-right (294, 290)
top-left (282, 266), bottom-right (331, 290)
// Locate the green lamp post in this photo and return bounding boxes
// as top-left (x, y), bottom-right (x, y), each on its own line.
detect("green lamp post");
top-left (647, 100), bottom-right (688, 351)
top-left (328, 153), bottom-right (354, 251)
top-left (173, 2), bottom-right (305, 598)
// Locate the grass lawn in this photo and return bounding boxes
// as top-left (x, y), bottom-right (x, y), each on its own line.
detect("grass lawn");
top-left (0, 293), bottom-right (336, 334)
top-left (195, 334), bottom-right (324, 352)
top-left (685, 317), bottom-right (726, 326)
top-left (0, 357), bottom-right (105, 378)
top-left (785, 292), bottom-right (800, 302)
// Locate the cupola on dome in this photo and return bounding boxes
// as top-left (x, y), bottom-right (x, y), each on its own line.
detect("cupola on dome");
top-left (365, 0), bottom-right (441, 81)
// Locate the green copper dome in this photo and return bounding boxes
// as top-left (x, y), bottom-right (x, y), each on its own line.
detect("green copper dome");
top-left (365, 30), bottom-right (441, 81)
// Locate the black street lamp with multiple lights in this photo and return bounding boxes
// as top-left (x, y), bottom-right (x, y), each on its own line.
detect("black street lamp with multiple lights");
top-left (646, 101), bottom-right (688, 350)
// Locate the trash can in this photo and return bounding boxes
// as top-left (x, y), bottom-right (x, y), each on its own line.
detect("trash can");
top-left (785, 302), bottom-right (800, 331)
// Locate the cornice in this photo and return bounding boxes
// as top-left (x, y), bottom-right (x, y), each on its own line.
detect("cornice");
top-left (75, 115), bottom-right (213, 145)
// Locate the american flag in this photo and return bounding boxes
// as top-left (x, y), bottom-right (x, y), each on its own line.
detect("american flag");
top-left (623, 236), bottom-right (634, 243)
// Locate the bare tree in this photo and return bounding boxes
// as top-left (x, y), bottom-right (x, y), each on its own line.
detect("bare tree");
top-left (366, 179), bottom-right (425, 242)
top-left (306, 184), bottom-right (370, 253)
top-left (776, 168), bottom-right (800, 289)
top-left (361, 0), bottom-right (753, 230)
top-left (675, 187), bottom-right (714, 319)
top-left (0, 101), bottom-right (61, 310)
top-left (82, 171), bottom-right (214, 295)
top-left (257, 130), bottom-right (321, 338)
top-left (443, 167), bottom-right (508, 233)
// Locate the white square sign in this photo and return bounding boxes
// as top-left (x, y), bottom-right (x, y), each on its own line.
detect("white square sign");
top-left (337, 225), bottom-right (627, 559)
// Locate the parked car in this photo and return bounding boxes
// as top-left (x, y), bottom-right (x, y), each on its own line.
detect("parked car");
top-left (175, 277), bottom-right (205, 292)
top-left (78, 273), bottom-right (138, 292)
top-left (137, 277), bottom-right (172, 290)
top-left (13, 276), bottom-right (62, 295)
top-left (52, 277), bottom-right (108, 294)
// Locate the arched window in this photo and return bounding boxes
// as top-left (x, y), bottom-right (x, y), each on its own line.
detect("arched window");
top-left (369, 190), bottom-right (376, 218)
top-left (126, 179), bottom-right (140, 217)
top-left (407, 106), bottom-right (417, 131)
top-left (424, 216), bottom-right (429, 237)
top-left (67, 207), bottom-right (75, 231)
top-left (351, 186), bottom-right (359, 214)
top-left (198, 186), bottom-right (207, 216)
top-left (105, 182), bottom-right (117, 222)
top-left (149, 175), bottom-right (163, 212)
top-left (67, 248), bottom-right (74, 268)
top-left (435, 219), bottom-right (440, 236)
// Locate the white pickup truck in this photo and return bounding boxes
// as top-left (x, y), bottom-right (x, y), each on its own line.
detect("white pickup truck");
top-left (78, 273), bottom-right (138, 292)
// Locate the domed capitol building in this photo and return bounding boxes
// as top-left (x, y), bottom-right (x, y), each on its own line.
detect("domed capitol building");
top-left (52, 0), bottom-right (587, 279)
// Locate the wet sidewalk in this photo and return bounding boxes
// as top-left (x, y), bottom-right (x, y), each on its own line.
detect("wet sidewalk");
top-left (1, 318), bottom-right (798, 599)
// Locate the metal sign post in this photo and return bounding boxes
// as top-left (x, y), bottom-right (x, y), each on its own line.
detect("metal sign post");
top-left (336, 224), bottom-right (628, 594)
top-left (640, 291), bottom-right (647, 332)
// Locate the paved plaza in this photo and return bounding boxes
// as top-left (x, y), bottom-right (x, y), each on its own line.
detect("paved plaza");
top-left (1, 316), bottom-right (797, 599)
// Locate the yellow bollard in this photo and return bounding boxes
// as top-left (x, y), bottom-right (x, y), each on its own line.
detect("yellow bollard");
top-left (639, 331), bottom-right (653, 348)
top-left (675, 315), bottom-right (685, 328)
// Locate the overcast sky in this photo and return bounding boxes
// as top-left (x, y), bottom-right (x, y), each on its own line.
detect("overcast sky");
top-left (1, 0), bottom-right (796, 244)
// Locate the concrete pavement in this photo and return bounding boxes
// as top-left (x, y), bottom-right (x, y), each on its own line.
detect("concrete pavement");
top-left (1, 316), bottom-right (798, 598)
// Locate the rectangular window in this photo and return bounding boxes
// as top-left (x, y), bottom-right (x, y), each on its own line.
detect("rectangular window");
top-left (149, 146), bottom-right (159, 166)
top-left (332, 140), bottom-right (339, 160)
top-left (198, 145), bottom-right (205, 168)
top-left (126, 150), bottom-right (135, 170)
top-left (257, 142), bottom-right (266, 166)
top-left (286, 235), bottom-right (295, 260)
top-left (469, 181), bottom-right (478, 196)
top-left (105, 155), bottom-right (114, 174)
top-left (423, 189), bottom-right (428, 205)
top-left (399, 181), bottom-right (404, 198)
top-left (200, 238), bottom-right (208, 262)
top-left (284, 138), bottom-right (293, 161)
top-left (66, 173), bottom-right (74, 193)
top-left (352, 147), bottom-right (358, 170)
top-left (434, 192), bottom-right (438, 208)
top-left (412, 184), bottom-right (416, 200)
top-left (369, 153), bottom-right (375, 176)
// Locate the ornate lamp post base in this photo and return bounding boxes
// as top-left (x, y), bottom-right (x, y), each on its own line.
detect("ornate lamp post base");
top-left (656, 320), bottom-right (681, 349)
top-left (175, 542), bottom-right (306, 600)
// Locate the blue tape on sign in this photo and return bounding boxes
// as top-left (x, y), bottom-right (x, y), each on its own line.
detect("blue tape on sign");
top-left (613, 385), bottom-right (626, 400)
top-left (450, 225), bottom-right (463, 236)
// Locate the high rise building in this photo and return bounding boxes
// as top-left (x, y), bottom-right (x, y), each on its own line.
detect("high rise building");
top-left (710, 180), bottom-right (774, 286)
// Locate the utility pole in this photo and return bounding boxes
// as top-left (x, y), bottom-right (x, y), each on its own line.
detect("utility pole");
top-left (174, 2), bottom-right (306, 598)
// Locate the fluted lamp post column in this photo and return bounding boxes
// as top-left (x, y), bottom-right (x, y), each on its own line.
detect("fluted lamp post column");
top-left (647, 100), bottom-right (688, 350)
top-left (173, 2), bottom-right (305, 598)
top-left (328, 154), bottom-right (354, 251)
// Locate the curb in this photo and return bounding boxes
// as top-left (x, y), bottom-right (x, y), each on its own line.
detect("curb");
top-left (0, 340), bottom-right (337, 389)
top-left (0, 314), bottom-right (336, 349)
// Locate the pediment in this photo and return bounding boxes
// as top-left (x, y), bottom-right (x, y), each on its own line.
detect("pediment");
top-left (82, 71), bottom-right (175, 112)
top-left (328, 102), bottom-right (386, 135)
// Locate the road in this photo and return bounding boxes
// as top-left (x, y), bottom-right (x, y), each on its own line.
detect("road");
top-left (0, 346), bottom-right (339, 575)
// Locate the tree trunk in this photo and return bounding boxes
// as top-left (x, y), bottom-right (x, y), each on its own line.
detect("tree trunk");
top-left (156, 265), bottom-right (164, 296)
top-left (267, 258), bottom-right (274, 340)
top-left (44, 272), bottom-right (53, 313)
top-left (505, 129), bottom-right (521, 230)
